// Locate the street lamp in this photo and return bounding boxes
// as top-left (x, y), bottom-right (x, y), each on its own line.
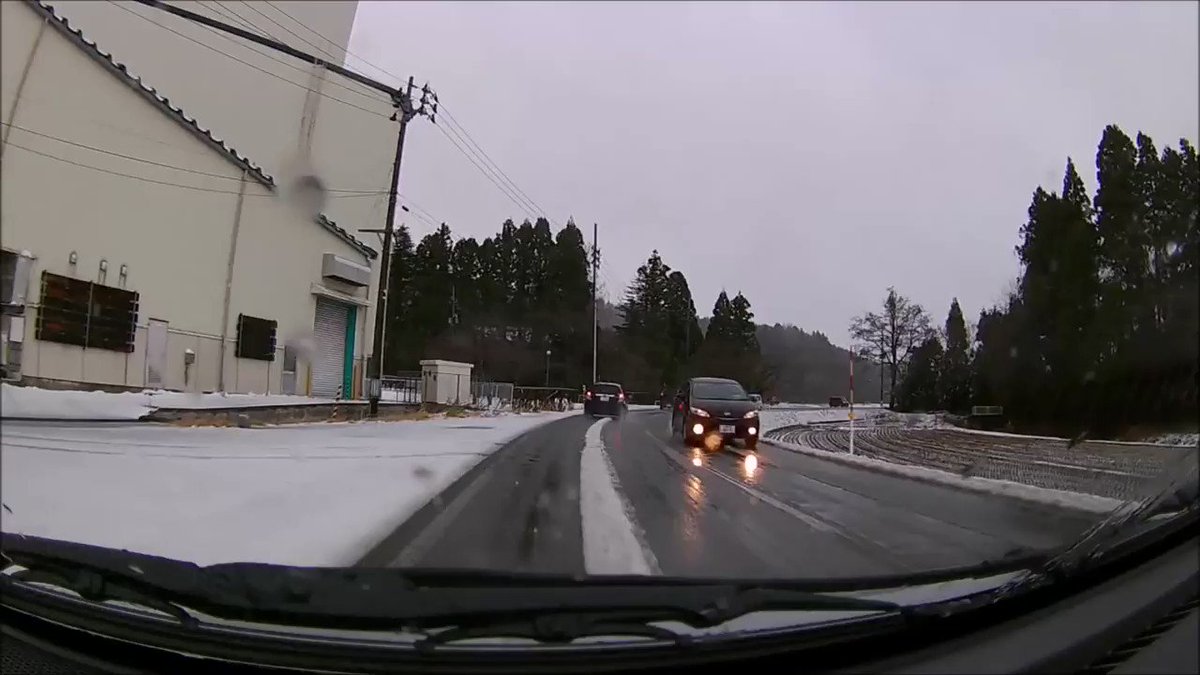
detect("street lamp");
top-left (545, 349), bottom-right (552, 387)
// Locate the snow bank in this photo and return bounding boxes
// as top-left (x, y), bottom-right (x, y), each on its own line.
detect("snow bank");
top-left (945, 424), bottom-right (1199, 448)
top-left (1, 383), bottom-right (154, 420)
top-left (760, 437), bottom-right (1124, 514)
top-left (1, 383), bottom-right (346, 421)
top-left (759, 408), bottom-right (849, 431)
top-left (579, 418), bottom-right (659, 575)
top-left (0, 411), bottom-right (574, 566)
top-left (1145, 433), bottom-right (1199, 448)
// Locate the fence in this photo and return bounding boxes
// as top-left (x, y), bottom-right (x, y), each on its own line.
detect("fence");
top-left (379, 373), bottom-right (515, 410)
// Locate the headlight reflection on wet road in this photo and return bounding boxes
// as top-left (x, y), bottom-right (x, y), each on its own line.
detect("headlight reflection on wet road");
top-left (743, 452), bottom-right (759, 478)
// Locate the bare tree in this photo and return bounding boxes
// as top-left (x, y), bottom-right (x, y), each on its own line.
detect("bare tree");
top-left (850, 287), bottom-right (933, 408)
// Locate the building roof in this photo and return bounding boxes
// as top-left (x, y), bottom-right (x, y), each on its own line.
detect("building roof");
top-left (27, 1), bottom-right (377, 260)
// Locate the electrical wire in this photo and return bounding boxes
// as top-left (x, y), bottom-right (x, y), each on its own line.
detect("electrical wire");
top-left (264, 0), bottom-right (404, 85)
top-left (436, 103), bottom-right (551, 219)
top-left (234, 0), bottom-right (345, 65)
top-left (432, 122), bottom-right (538, 220)
top-left (259, 0), bottom-right (556, 223)
top-left (183, 4), bottom-right (388, 108)
top-left (4, 138), bottom-right (384, 199)
top-left (105, 1), bottom-right (392, 120)
top-left (0, 121), bottom-right (392, 196)
top-left (201, 1), bottom-right (271, 39)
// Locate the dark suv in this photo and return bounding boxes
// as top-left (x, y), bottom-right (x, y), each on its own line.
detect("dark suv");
top-left (670, 377), bottom-right (759, 450)
top-left (584, 382), bottom-right (627, 418)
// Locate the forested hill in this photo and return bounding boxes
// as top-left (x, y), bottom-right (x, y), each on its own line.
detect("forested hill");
top-left (696, 318), bottom-right (884, 403)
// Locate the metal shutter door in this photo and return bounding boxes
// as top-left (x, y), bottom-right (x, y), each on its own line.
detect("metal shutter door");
top-left (312, 297), bottom-right (347, 398)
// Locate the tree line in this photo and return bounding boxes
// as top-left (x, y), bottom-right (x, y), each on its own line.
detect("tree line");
top-left (855, 124), bottom-right (1198, 436)
top-left (381, 220), bottom-right (770, 396)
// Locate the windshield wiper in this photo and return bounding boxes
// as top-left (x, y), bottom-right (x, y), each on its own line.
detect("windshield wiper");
top-left (992, 450), bottom-right (1199, 598)
top-left (3, 533), bottom-right (902, 633)
top-left (410, 587), bottom-right (902, 651)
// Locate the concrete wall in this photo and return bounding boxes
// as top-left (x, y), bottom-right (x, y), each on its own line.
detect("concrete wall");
top-left (0, 1), bottom-right (373, 394)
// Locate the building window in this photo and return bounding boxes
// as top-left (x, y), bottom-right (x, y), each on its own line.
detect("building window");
top-left (1, 251), bottom-right (16, 305)
top-left (36, 272), bottom-right (138, 352)
top-left (236, 314), bottom-right (276, 361)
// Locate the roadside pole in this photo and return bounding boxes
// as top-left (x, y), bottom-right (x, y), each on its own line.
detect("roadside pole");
top-left (367, 79), bottom-right (437, 417)
top-left (591, 222), bottom-right (599, 384)
top-left (849, 347), bottom-right (856, 456)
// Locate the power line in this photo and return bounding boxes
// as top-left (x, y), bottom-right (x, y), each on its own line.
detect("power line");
top-left (201, 1), bottom-right (269, 38)
top-left (432, 122), bottom-right (538, 220)
top-left (234, 0), bottom-right (343, 64)
top-left (0, 121), bottom-right (391, 195)
top-left (4, 138), bottom-right (383, 199)
top-left (106, 1), bottom-right (391, 121)
top-left (437, 119), bottom-right (541, 217)
top-left (263, 0), bottom-right (403, 85)
top-left (258, 1), bottom-right (556, 223)
top-left (436, 104), bottom-right (551, 219)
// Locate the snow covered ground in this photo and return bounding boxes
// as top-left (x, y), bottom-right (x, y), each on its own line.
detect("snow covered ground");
top-left (0, 412), bottom-right (574, 566)
top-left (1, 383), bottom-right (338, 421)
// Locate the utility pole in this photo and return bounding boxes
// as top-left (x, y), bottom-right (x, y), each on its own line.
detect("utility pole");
top-left (367, 78), bottom-right (436, 417)
top-left (591, 223), bottom-right (599, 384)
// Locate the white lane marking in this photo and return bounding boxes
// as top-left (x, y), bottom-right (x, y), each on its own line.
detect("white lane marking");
top-left (580, 418), bottom-right (661, 575)
top-left (390, 464), bottom-right (495, 567)
top-left (643, 430), bottom-right (836, 533)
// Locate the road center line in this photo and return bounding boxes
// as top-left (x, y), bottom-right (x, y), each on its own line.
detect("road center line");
top-left (580, 418), bottom-right (661, 575)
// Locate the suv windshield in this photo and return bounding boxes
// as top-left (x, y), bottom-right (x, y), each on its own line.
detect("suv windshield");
top-left (693, 382), bottom-right (750, 401)
top-left (591, 383), bottom-right (622, 395)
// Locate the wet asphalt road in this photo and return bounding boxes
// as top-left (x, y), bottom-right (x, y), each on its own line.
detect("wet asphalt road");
top-left (359, 410), bottom-right (1104, 578)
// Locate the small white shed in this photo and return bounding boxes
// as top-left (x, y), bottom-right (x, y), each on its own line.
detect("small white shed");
top-left (419, 360), bottom-right (474, 405)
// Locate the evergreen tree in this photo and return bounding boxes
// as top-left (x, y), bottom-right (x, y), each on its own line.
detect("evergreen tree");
top-left (937, 298), bottom-right (971, 412)
top-left (896, 337), bottom-right (943, 412)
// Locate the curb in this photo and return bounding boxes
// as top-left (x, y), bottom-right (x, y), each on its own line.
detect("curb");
top-left (759, 435), bottom-right (1124, 515)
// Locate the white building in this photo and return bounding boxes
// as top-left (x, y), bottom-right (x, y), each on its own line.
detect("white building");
top-left (0, 0), bottom-right (391, 397)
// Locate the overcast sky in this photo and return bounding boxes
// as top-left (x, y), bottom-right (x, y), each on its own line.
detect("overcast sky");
top-left (348, 1), bottom-right (1198, 343)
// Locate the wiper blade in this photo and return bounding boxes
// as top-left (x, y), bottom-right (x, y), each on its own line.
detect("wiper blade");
top-left (994, 450), bottom-right (1199, 598)
top-left (412, 588), bottom-right (901, 651)
top-left (2, 534), bottom-right (899, 631)
top-left (8, 563), bottom-right (198, 627)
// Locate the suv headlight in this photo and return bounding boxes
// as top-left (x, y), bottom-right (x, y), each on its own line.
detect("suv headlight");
top-left (689, 407), bottom-right (710, 418)
top-left (743, 410), bottom-right (758, 419)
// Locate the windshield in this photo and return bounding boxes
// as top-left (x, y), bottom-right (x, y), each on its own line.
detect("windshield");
top-left (1, 0), bottom-right (1196, 647)
top-left (693, 382), bottom-right (751, 401)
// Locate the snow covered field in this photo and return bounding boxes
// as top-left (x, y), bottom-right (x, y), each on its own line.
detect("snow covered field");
top-left (1, 383), bottom-right (337, 421)
top-left (0, 412), bottom-right (573, 566)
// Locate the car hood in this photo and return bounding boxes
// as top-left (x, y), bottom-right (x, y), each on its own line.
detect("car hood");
top-left (692, 398), bottom-right (758, 416)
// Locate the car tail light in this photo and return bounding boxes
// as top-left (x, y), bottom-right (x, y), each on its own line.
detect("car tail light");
top-left (618, 392), bottom-right (625, 402)
top-left (585, 390), bottom-right (592, 400)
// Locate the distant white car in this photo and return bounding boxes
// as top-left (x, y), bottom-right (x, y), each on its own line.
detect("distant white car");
top-left (749, 393), bottom-right (763, 409)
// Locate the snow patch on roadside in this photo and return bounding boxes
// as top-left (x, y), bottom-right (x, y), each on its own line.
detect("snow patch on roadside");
top-left (1, 383), bottom-right (343, 420)
top-left (760, 437), bottom-right (1125, 515)
top-left (2, 383), bottom-right (154, 420)
top-left (579, 418), bottom-right (660, 575)
top-left (944, 424), bottom-right (1198, 448)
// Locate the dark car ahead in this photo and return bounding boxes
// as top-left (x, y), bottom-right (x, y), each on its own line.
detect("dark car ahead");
top-left (670, 377), bottom-right (759, 450)
top-left (584, 382), bottom-right (627, 418)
